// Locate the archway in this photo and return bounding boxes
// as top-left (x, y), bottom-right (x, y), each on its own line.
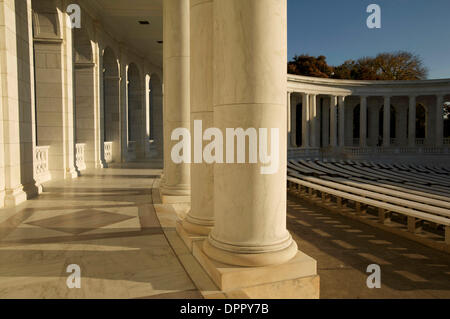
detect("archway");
top-left (416, 103), bottom-right (427, 139)
top-left (127, 63), bottom-right (144, 159)
top-left (353, 104), bottom-right (360, 140)
top-left (32, 0), bottom-right (77, 180)
top-left (148, 74), bottom-right (164, 159)
top-left (102, 47), bottom-right (121, 163)
top-left (73, 27), bottom-right (97, 170)
top-left (444, 99), bottom-right (450, 141)
top-left (296, 103), bottom-right (303, 146)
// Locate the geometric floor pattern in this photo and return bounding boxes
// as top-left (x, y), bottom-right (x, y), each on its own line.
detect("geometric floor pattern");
top-left (26, 209), bottom-right (135, 235)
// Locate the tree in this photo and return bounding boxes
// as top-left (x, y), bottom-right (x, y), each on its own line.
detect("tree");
top-left (288, 51), bottom-right (428, 80)
top-left (287, 55), bottom-right (334, 78)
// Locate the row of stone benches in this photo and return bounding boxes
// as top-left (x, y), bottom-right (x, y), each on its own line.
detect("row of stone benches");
top-left (287, 160), bottom-right (450, 246)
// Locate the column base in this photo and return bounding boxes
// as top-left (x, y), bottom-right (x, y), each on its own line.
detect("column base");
top-left (160, 184), bottom-right (191, 204)
top-left (66, 167), bottom-right (78, 179)
top-left (176, 220), bottom-right (206, 252)
top-left (204, 236), bottom-right (298, 267)
top-left (193, 240), bottom-right (319, 298)
top-left (22, 182), bottom-right (41, 199)
top-left (4, 186), bottom-right (27, 207)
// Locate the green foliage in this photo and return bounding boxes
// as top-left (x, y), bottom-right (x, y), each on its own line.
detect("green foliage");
top-left (288, 51), bottom-right (428, 80)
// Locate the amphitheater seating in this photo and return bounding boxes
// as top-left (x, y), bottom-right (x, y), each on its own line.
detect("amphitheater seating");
top-left (287, 159), bottom-right (450, 248)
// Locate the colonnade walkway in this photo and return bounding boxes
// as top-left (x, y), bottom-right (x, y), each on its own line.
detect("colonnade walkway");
top-left (0, 168), bottom-right (448, 298)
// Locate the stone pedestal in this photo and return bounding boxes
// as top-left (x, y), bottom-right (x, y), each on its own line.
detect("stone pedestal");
top-left (193, 241), bottom-right (319, 299)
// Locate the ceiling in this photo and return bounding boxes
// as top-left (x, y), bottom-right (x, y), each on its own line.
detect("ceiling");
top-left (86, 0), bottom-right (163, 67)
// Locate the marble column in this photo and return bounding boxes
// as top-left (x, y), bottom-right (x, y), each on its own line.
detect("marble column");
top-left (287, 91), bottom-right (292, 148)
top-left (310, 94), bottom-right (320, 147)
top-left (338, 96), bottom-right (346, 147)
top-left (330, 96), bottom-right (338, 148)
top-left (204, 0), bottom-right (298, 267)
top-left (360, 96), bottom-right (368, 147)
top-left (0, 0), bottom-right (28, 206)
top-left (383, 96), bottom-right (391, 147)
top-left (408, 95), bottom-right (416, 147)
top-left (436, 94), bottom-right (444, 146)
top-left (161, 0), bottom-right (191, 202)
top-left (290, 94), bottom-right (297, 147)
top-left (181, 0), bottom-right (214, 235)
top-left (302, 93), bottom-right (310, 148)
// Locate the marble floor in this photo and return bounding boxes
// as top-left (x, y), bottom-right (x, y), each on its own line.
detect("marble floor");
top-left (1, 168), bottom-right (448, 299)
top-left (0, 167), bottom-right (203, 299)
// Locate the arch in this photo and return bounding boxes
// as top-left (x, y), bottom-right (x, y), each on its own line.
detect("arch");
top-left (416, 103), bottom-right (427, 139)
top-left (102, 47), bottom-right (121, 163)
top-left (74, 28), bottom-right (93, 63)
top-left (148, 73), bottom-right (164, 158)
top-left (31, 0), bottom-right (60, 39)
top-left (103, 47), bottom-right (119, 77)
top-left (444, 96), bottom-right (450, 139)
top-left (127, 63), bottom-right (144, 159)
top-left (296, 102), bottom-right (303, 146)
top-left (353, 104), bottom-right (360, 139)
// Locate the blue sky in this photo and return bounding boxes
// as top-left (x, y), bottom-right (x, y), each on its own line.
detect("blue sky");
top-left (287, 0), bottom-right (450, 79)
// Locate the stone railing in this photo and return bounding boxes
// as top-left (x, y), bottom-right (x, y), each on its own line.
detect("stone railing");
top-left (104, 141), bottom-right (113, 163)
top-left (34, 146), bottom-right (51, 183)
top-left (415, 138), bottom-right (425, 145)
top-left (75, 143), bottom-right (86, 171)
top-left (288, 147), bottom-right (321, 159)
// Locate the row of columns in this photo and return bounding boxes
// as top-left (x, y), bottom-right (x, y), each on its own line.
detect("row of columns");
top-left (163, 0), bottom-right (297, 268)
top-left (288, 93), bottom-right (448, 149)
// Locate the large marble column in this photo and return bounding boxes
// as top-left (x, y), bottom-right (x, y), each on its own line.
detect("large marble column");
top-left (330, 96), bottom-right (338, 148)
top-left (302, 93), bottom-right (310, 148)
top-left (181, 0), bottom-right (214, 235)
top-left (161, 0), bottom-right (191, 202)
top-left (408, 95), bottom-right (416, 147)
top-left (360, 96), bottom-right (368, 147)
top-left (436, 94), bottom-right (444, 146)
top-left (0, 0), bottom-right (28, 206)
top-left (338, 96), bottom-right (346, 147)
top-left (204, 0), bottom-right (297, 267)
top-left (383, 96), bottom-right (391, 147)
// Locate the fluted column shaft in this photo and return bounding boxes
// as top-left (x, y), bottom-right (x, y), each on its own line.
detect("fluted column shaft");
top-left (302, 93), bottom-right (310, 148)
top-left (204, 0), bottom-right (297, 267)
top-left (161, 0), bottom-right (191, 200)
top-left (310, 94), bottom-right (319, 147)
top-left (329, 96), bottom-right (338, 148)
top-left (360, 96), bottom-right (367, 147)
top-left (182, 0), bottom-right (214, 234)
